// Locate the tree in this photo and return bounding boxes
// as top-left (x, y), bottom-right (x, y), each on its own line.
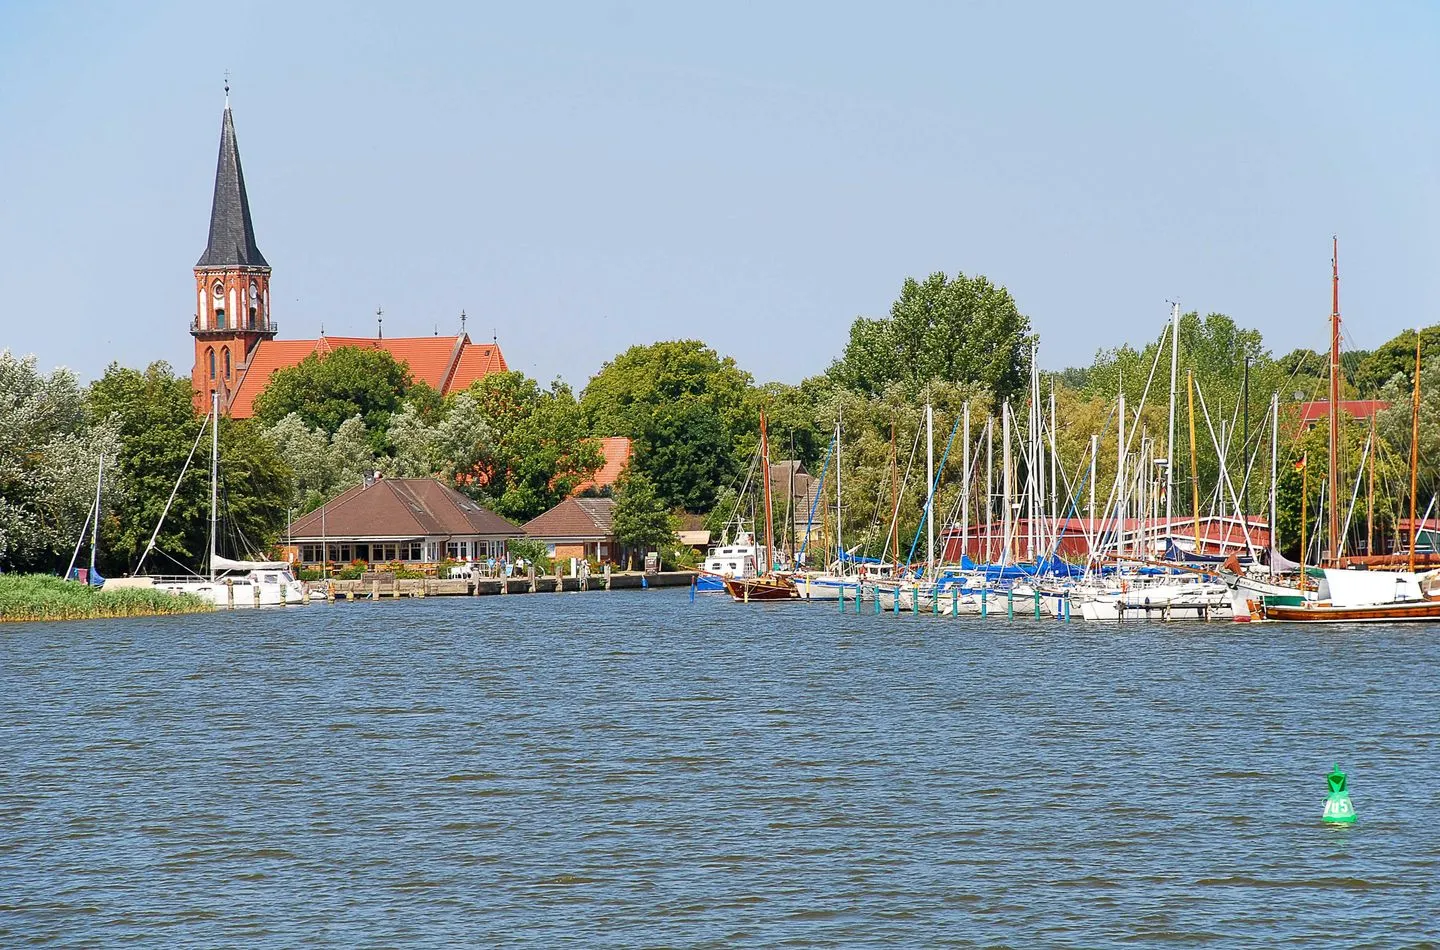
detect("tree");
top-left (611, 470), bottom-right (677, 568)
top-left (261, 413), bottom-right (376, 511)
top-left (1353, 326), bottom-right (1440, 397)
top-left (88, 362), bottom-right (291, 575)
top-left (0, 352), bottom-right (117, 572)
top-left (252, 347), bottom-right (414, 447)
top-left (383, 392), bottom-right (493, 482)
top-left (634, 400), bottom-right (736, 511)
top-left (827, 271), bottom-right (1034, 403)
top-left (580, 340), bottom-right (757, 508)
top-left (460, 373), bottom-right (603, 522)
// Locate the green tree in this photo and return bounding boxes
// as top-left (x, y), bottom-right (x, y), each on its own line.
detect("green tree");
top-left (253, 347), bottom-right (414, 447)
top-left (261, 413), bottom-right (376, 511)
top-left (384, 392), bottom-right (494, 482)
top-left (634, 400), bottom-right (735, 511)
top-left (611, 470), bottom-right (678, 568)
top-left (0, 352), bottom-right (118, 572)
top-left (580, 340), bottom-right (757, 507)
top-left (461, 373), bottom-right (603, 521)
top-left (88, 362), bottom-right (291, 575)
top-left (827, 271), bottom-right (1034, 403)
top-left (1353, 327), bottom-right (1440, 397)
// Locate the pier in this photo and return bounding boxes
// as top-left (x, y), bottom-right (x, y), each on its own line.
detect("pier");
top-left (310, 569), bottom-right (697, 602)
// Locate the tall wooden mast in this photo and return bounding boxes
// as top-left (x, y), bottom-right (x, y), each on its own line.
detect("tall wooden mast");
top-left (1409, 330), bottom-right (1422, 574)
top-left (1328, 237), bottom-right (1341, 564)
top-left (760, 412), bottom-right (774, 575)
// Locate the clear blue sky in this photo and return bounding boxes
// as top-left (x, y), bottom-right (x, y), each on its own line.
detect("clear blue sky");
top-left (2, 1), bottom-right (1436, 388)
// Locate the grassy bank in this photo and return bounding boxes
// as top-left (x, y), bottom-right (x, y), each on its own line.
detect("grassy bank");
top-left (0, 574), bottom-right (212, 622)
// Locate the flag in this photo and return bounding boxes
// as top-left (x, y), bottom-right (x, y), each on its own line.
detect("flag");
top-left (1294, 455), bottom-right (1307, 472)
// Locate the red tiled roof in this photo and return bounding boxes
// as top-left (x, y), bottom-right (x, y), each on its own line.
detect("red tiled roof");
top-left (522, 497), bottom-right (616, 541)
top-left (288, 477), bottom-right (517, 540)
top-left (224, 333), bottom-right (508, 418)
top-left (1298, 400), bottom-right (1390, 425)
top-left (572, 436), bottom-right (632, 494)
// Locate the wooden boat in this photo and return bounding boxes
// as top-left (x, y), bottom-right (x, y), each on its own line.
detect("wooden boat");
top-left (1260, 598), bottom-right (1440, 623)
top-left (727, 411), bottom-right (799, 604)
top-left (722, 574), bottom-right (798, 601)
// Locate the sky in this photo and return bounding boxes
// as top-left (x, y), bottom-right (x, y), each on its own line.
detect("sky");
top-left (1, 0), bottom-right (1436, 389)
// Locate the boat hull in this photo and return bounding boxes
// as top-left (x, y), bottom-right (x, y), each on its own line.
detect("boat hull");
top-left (1260, 599), bottom-right (1440, 623)
top-left (722, 576), bottom-right (798, 602)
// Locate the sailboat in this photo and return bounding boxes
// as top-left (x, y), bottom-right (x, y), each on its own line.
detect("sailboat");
top-left (104, 392), bottom-right (305, 608)
top-left (1254, 242), bottom-right (1440, 622)
top-left (723, 412), bottom-right (798, 602)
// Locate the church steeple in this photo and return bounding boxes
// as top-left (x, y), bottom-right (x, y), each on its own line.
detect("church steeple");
top-left (191, 89), bottom-right (275, 413)
top-left (197, 101), bottom-right (268, 268)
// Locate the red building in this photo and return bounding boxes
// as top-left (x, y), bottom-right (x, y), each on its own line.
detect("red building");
top-left (189, 97), bottom-right (507, 416)
top-left (942, 515), bottom-right (1272, 562)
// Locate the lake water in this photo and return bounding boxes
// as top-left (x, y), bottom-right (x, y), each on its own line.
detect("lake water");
top-left (2, 590), bottom-right (1437, 945)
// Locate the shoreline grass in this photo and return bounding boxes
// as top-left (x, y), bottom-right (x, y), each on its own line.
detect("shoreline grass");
top-left (0, 574), bottom-right (212, 622)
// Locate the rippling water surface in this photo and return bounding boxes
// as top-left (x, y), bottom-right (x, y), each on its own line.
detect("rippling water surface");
top-left (2, 590), bottom-right (1438, 945)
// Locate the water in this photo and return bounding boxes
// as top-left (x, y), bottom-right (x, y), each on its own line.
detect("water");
top-left (2, 590), bottom-right (1437, 946)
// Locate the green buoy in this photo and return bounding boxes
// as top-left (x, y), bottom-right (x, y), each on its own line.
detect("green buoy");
top-left (1322, 764), bottom-right (1356, 824)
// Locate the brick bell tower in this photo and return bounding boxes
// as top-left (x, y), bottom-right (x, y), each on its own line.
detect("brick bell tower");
top-left (191, 85), bottom-right (276, 412)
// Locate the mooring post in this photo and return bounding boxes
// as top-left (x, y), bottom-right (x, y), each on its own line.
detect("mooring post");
top-left (1034, 588), bottom-right (1041, 619)
top-left (952, 587), bottom-right (958, 615)
top-left (371, 580), bottom-right (379, 601)
top-left (604, 563), bottom-right (611, 591)
top-left (253, 582), bottom-right (261, 608)
top-left (981, 588), bottom-right (987, 618)
top-left (838, 586), bottom-right (844, 613)
top-left (227, 580), bottom-right (234, 610)
top-left (1007, 588), bottom-right (1013, 620)
top-left (528, 567), bottom-right (536, 593)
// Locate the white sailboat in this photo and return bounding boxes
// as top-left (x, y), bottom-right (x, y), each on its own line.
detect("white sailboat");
top-left (103, 392), bottom-right (306, 608)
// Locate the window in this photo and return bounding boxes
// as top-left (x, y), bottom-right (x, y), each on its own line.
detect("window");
top-left (403, 542), bottom-right (423, 561)
top-left (207, 348), bottom-right (215, 378)
top-left (215, 308), bottom-right (226, 329)
top-left (249, 307), bottom-right (257, 328)
top-left (222, 348), bottom-right (231, 378)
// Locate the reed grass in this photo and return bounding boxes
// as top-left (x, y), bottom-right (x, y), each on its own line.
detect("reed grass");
top-left (0, 574), bottom-right (212, 622)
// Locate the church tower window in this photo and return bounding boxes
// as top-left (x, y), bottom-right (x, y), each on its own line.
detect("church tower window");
top-left (207, 347), bottom-right (216, 378)
top-left (223, 348), bottom-right (231, 378)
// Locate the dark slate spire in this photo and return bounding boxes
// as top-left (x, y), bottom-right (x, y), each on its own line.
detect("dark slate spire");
top-left (196, 105), bottom-right (268, 268)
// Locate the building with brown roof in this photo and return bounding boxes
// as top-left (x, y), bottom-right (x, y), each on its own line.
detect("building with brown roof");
top-left (187, 97), bottom-right (508, 416)
top-left (521, 497), bottom-right (623, 564)
top-left (286, 476), bottom-right (517, 567)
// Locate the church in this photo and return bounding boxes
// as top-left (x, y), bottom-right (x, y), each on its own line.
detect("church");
top-left (189, 96), bottom-right (507, 416)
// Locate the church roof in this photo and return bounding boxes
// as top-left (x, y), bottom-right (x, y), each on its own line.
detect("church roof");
top-left (223, 333), bottom-right (509, 417)
top-left (197, 106), bottom-right (268, 269)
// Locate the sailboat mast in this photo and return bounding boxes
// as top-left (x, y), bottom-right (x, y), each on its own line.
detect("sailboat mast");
top-left (890, 419), bottom-right (900, 565)
top-left (1117, 387), bottom-right (1126, 559)
top-left (89, 453), bottom-right (103, 576)
top-left (210, 390), bottom-right (219, 582)
top-left (985, 418), bottom-right (994, 562)
top-left (835, 409), bottom-right (843, 571)
top-left (1188, 369), bottom-right (1200, 551)
top-left (1049, 382), bottom-right (1058, 555)
top-left (1409, 328), bottom-right (1422, 574)
top-left (961, 402), bottom-right (970, 563)
top-left (760, 412), bottom-right (774, 575)
top-left (1328, 237), bottom-right (1341, 566)
top-left (926, 402), bottom-right (935, 569)
top-left (1002, 401), bottom-right (1014, 564)
top-left (1269, 392), bottom-right (1279, 579)
top-left (1166, 302), bottom-right (1179, 537)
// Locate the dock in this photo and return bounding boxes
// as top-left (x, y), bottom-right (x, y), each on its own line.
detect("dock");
top-left (312, 570), bottom-right (697, 602)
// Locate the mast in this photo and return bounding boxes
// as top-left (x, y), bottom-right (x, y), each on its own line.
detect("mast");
top-left (1088, 433), bottom-right (1098, 560)
top-left (89, 453), bottom-right (103, 577)
top-left (760, 412), bottom-right (774, 575)
top-left (1367, 410), bottom-right (1376, 557)
top-left (1300, 454), bottom-right (1309, 589)
top-left (1188, 369), bottom-right (1200, 552)
top-left (1166, 302), bottom-right (1180, 538)
top-left (1049, 382), bottom-right (1058, 557)
top-left (925, 402), bottom-right (935, 569)
top-left (1002, 401), bottom-right (1014, 564)
top-left (1116, 387), bottom-right (1126, 559)
top-left (890, 419), bottom-right (900, 566)
top-left (210, 389), bottom-right (219, 581)
top-left (835, 408), bottom-right (843, 572)
top-left (1409, 329), bottom-right (1422, 573)
top-left (961, 402), bottom-right (970, 564)
top-left (1328, 237), bottom-right (1341, 566)
top-left (1269, 392), bottom-right (1279, 579)
top-left (985, 418), bottom-right (994, 562)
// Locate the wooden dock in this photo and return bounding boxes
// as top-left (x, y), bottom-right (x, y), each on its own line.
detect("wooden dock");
top-left (314, 570), bottom-right (697, 601)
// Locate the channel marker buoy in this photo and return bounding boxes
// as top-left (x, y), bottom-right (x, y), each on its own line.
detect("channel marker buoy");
top-left (1322, 763), bottom-right (1356, 824)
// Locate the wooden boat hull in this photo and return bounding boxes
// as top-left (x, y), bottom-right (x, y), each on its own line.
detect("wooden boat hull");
top-left (1260, 599), bottom-right (1440, 624)
top-left (722, 575), bottom-right (798, 602)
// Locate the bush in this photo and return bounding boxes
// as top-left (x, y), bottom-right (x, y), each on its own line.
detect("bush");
top-left (335, 560), bottom-right (367, 580)
top-left (379, 561), bottom-right (426, 579)
top-left (506, 537), bottom-right (552, 574)
top-left (297, 568), bottom-right (324, 582)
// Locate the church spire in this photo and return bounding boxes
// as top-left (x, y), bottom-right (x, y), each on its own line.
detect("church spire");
top-left (196, 96), bottom-right (267, 268)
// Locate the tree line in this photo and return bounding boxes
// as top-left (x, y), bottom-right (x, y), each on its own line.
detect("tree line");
top-left (4, 268), bottom-right (1436, 574)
